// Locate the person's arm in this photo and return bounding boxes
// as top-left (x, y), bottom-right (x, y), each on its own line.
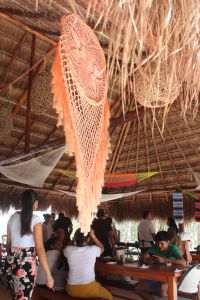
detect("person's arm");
top-left (90, 229), bottom-right (104, 254)
top-left (34, 223), bottom-right (54, 288)
top-left (108, 230), bottom-right (116, 256)
top-left (68, 224), bottom-right (73, 236)
top-left (184, 242), bottom-right (192, 264)
top-left (153, 255), bottom-right (186, 266)
top-left (6, 225), bottom-right (11, 255)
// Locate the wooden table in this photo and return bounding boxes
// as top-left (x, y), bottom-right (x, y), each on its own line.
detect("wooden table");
top-left (192, 253), bottom-right (200, 261)
top-left (96, 261), bottom-right (186, 300)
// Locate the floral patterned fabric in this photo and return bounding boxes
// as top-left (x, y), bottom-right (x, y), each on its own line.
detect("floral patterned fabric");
top-left (5, 247), bottom-right (36, 300)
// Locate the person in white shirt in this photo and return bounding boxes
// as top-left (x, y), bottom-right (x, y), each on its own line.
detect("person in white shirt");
top-left (63, 228), bottom-right (112, 300)
top-left (5, 189), bottom-right (54, 300)
top-left (36, 237), bottom-right (67, 291)
top-left (138, 210), bottom-right (156, 253)
top-left (42, 214), bottom-right (52, 244)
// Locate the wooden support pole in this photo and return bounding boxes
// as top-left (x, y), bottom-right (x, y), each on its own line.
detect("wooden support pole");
top-left (24, 34), bottom-right (36, 153)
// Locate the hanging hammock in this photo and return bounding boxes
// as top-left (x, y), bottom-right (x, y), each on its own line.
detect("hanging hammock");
top-left (0, 146), bottom-right (65, 187)
top-left (56, 190), bottom-right (145, 203)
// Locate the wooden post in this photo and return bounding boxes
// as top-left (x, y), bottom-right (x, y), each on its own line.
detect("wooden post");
top-left (24, 34), bottom-right (36, 153)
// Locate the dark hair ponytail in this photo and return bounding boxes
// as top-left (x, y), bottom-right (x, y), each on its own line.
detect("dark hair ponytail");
top-left (20, 189), bottom-right (37, 236)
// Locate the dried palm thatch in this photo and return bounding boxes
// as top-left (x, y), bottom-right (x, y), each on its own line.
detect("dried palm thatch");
top-left (108, 193), bottom-right (194, 223)
top-left (0, 103), bottom-right (13, 143)
top-left (87, 0), bottom-right (200, 122)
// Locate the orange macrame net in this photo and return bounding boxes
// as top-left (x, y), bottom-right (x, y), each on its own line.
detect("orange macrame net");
top-left (51, 13), bottom-right (110, 234)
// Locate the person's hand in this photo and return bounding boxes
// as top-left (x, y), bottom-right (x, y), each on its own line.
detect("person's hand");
top-left (184, 241), bottom-right (190, 251)
top-left (153, 255), bottom-right (167, 264)
top-left (46, 273), bottom-right (54, 289)
top-left (90, 229), bottom-right (96, 239)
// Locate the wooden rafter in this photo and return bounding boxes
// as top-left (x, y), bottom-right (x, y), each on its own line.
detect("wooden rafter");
top-left (0, 31), bottom-right (28, 84)
top-left (0, 12), bottom-right (57, 46)
top-left (143, 118), bottom-right (151, 190)
top-left (125, 120), bottom-right (136, 172)
top-left (148, 115), bottom-right (165, 189)
top-left (154, 118), bottom-right (181, 185)
top-left (24, 34), bottom-right (36, 153)
top-left (165, 123), bottom-right (192, 170)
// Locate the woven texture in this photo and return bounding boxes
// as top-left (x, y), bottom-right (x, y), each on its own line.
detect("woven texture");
top-left (173, 192), bottom-right (184, 223)
top-left (31, 72), bottom-right (53, 114)
top-left (134, 63), bottom-right (180, 108)
top-left (0, 104), bottom-right (13, 142)
top-left (52, 13), bottom-right (110, 234)
top-left (0, 146), bottom-right (65, 187)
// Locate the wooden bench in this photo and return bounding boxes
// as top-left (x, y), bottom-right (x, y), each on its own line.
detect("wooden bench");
top-left (31, 286), bottom-right (104, 300)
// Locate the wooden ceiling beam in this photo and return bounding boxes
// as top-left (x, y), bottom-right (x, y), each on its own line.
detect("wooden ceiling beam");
top-left (0, 31), bottom-right (28, 83)
top-left (109, 107), bottom-right (145, 128)
top-left (24, 34), bottom-right (36, 153)
top-left (0, 12), bottom-right (57, 46)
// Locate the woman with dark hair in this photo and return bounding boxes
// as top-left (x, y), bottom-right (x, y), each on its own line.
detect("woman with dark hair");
top-left (63, 228), bottom-right (112, 300)
top-left (167, 216), bottom-right (180, 245)
top-left (5, 189), bottom-right (54, 299)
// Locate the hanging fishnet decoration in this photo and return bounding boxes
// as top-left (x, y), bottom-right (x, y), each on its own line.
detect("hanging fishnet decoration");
top-left (0, 146), bottom-right (65, 187)
top-left (31, 72), bottom-right (53, 114)
top-left (134, 63), bottom-right (180, 108)
top-left (52, 13), bottom-right (110, 234)
top-left (0, 104), bottom-right (13, 142)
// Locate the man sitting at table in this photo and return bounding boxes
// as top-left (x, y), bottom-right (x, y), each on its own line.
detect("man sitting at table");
top-left (134, 231), bottom-right (186, 300)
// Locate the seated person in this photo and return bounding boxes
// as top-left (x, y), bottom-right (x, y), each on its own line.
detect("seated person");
top-left (36, 237), bottom-right (67, 291)
top-left (135, 231), bottom-right (186, 300)
top-left (167, 216), bottom-right (180, 246)
top-left (178, 232), bottom-right (192, 264)
top-left (46, 226), bottom-right (68, 251)
top-left (53, 213), bottom-right (73, 242)
top-left (63, 228), bottom-right (112, 300)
